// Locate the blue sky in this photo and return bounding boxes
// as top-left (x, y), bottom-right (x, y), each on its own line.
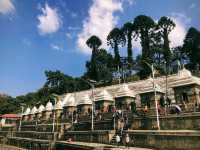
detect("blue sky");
top-left (0, 0), bottom-right (199, 97)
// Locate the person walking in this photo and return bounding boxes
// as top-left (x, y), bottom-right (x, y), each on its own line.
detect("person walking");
top-left (125, 133), bottom-right (130, 149)
top-left (116, 134), bottom-right (120, 147)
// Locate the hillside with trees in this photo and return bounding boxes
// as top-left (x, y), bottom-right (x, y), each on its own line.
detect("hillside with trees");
top-left (0, 15), bottom-right (200, 114)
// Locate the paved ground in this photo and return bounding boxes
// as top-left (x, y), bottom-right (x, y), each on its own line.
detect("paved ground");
top-left (0, 144), bottom-right (26, 150)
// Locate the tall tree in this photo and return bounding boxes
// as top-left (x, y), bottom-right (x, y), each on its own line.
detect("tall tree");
top-left (134, 15), bottom-right (155, 61)
top-left (158, 16), bottom-right (175, 67)
top-left (107, 28), bottom-right (126, 68)
top-left (133, 15), bottom-right (155, 77)
top-left (86, 35), bottom-right (102, 52)
top-left (84, 49), bottom-right (114, 82)
top-left (182, 27), bottom-right (200, 70)
top-left (86, 35), bottom-right (102, 80)
top-left (122, 22), bottom-right (134, 67)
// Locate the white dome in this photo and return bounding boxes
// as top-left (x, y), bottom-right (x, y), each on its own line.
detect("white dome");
top-left (179, 68), bottom-right (192, 77)
top-left (24, 107), bottom-right (31, 115)
top-left (30, 106), bottom-right (37, 114)
top-left (37, 105), bottom-right (45, 113)
top-left (95, 90), bottom-right (113, 101)
top-left (63, 95), bottom-right (76, 107)
top-left (78, 94), bottom-right (92, 105)
top-left (45, 101), bottom-right (53, 111)
top-left (116, 84), bottom-right (135, 98)
top-left (54, 100), bottom-right (63, 110)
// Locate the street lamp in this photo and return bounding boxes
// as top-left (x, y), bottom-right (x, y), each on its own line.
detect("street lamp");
top-left (51, 94), bottom-right (59, 132)
top-left (143, 61), bottom-right (160, 130)
top-left (80, 79), bottom-right (97, 131)
top-left (19, 103), bottom-right (26, 131)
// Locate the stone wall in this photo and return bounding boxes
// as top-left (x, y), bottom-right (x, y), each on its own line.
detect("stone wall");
top-left (63, 130), bottom-right (115, 144)
top-left (131, 112), bottom-right (200, 130)
top-left (124, 130), bottom-right (200, 150)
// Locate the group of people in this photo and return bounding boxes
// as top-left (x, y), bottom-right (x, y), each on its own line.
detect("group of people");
top-left (115, 133), bottom-right (131, 148)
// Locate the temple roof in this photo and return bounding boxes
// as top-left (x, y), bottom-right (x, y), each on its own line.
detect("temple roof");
top-left (30, 106), bottom-right (37, 114)
top-left (54, 100), bottom-right (63, 110)
top-left (95, 89), bottom-right (113, 101)
top-left (24, 107), bottom-right (31, 115)
top-left (62, 94), bottom-right (72, 106)
top-left (45, 101), bottom-right (53, 111)
top-left (115, 84), bottom-right (136, 98)
top-left (63, 95), bottom-right (76, 107)
top-left (78, 94), bottom-right (92, 105)
top-left (37, 105), bottom-right (45, 113)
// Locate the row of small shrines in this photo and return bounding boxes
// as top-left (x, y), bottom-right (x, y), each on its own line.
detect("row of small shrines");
top-left (22, 69), bottom-right (200, 122)
top-left (22, 84), bottom-right (138, 121)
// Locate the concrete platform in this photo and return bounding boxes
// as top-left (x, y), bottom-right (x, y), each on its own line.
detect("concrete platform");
top-left (56, 141), bottom-right (153, 150)
top-left (0, 144), bottom-right (26, 150)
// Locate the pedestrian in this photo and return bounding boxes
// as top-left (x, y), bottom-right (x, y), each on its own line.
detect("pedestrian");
top-left (125, 133), bottom-right (130, 148)
top-left (116, 134), bottom-right (120, 147)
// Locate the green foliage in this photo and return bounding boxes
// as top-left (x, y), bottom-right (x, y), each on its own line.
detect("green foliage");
top-left (107, 27), bottom-right (126, 67)
top-left (182, 27), bottom-right (200, 70)
top-left (133, 15), bottom-right (156, 78)
top-left (122, 22), bottom-right (134, 66)
top-left (158, 16), bottom-right (175, 67)
top-left (0, 94), bottom-right (17, 114)
top-left (86, 35), bottom-right (102, 52)
top-left (84, 48), bottom-right (114, 82)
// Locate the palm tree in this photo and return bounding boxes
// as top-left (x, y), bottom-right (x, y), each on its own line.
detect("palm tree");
top-left (107, 28), bottom-right (126, 68)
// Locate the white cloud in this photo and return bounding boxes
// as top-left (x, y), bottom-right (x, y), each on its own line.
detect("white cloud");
top-left (189, 3), bottom-right (196, 9)
top-left (22, 38), bottom-right (31, 47)
top-left (67, 26), bottom-right (80, 31)
top-left (50, 44), bottom-right (63, 51)
top-left (66, 32), bottom-right (73, 39)
top-left (169, 13), bottom-right (191, 48)
top-left (125, 0), bottom-right (136, 6)
top-left (0, 0), bottom-right (15, 14)
top-left (37, 3), bottom-right (62, 35)
top-left (71, 12), bottom-right (78, 18)
top-left (77, 0), bottom-right (123, 54)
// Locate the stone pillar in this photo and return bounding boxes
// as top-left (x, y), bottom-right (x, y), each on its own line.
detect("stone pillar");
top-left (55, 109), bottom-right (62, 119)
top-left (194, 87), bottom-right (200, 105)
top-left (36, 113), bottom-right (42, 120)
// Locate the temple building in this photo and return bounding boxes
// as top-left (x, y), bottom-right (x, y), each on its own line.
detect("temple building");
top-left (21, 68), bottom-right (200, 120)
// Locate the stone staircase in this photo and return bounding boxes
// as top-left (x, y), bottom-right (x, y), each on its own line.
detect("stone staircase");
top-left (5, 121), bottom-right (65, 150)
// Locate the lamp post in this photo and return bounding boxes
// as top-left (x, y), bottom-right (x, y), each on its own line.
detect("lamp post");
top-left (51, 94), bottom-right (58, 133)
top-left (164, 61), bottom-right (168, 115)
top-left (19, 103), bottom-right (25, 131)
top-left (81, 79), bottom-right (97, 131)
top-left (151, 65), bottom-right (160, 130)
top-left (143, 61), bottom-right (160, 130)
